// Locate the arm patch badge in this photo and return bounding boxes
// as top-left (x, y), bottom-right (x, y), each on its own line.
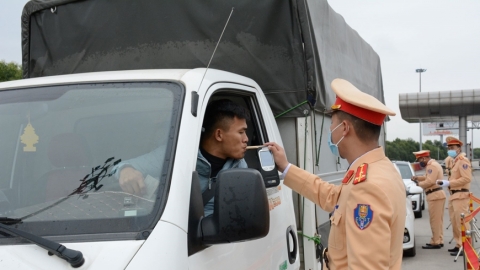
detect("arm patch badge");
top-left (353, 163), bottom-right (368, 185)
top-left (463, 164), bottom-right (469, 170)
top-left (354, 204), bottom-right (373, 230)
top-left (428, 169), bottom-right (432, 174)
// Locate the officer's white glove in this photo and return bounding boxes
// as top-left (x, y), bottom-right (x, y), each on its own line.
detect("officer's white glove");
top-left (436, 180), bottom-right (450, 187)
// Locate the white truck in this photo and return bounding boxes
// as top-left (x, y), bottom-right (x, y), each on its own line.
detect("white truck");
top-left (0, 0), bottom-right (391, 269)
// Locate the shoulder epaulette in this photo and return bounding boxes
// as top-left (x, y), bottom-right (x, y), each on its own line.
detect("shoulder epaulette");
top-left (353, 163), bottom-right (368, 185)
top-left (342, 170), bottom-right (355, 185)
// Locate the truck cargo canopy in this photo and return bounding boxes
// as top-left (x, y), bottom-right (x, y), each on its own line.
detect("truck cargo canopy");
top-left (22, 0), bottom-right (384, 117)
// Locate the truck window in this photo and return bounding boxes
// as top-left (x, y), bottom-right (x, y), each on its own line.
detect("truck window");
top-left (207, 93), bottom-right (268, 152)
top-left (0, 82), bottom-right (183, 243)
top-left (189, 92), bottom-right (269, 251)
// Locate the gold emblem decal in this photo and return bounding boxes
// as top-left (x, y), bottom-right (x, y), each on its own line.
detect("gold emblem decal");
top-left (331, 104), bottom-right (342, 110)
top-left (20, 116), bottom-right (39, 152)
top-left (353, 163), bottom-right (368, 185)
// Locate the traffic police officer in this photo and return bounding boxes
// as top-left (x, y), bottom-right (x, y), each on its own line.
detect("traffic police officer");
top-left (266, 79), bottom-right (406, 270)
top-left (411, 150), bottom-right (446, 249)
top-left (437, 136), bottom-right (472, 255)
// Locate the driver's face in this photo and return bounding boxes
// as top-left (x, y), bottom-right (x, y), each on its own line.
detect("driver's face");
top-left (221, 117), bottom-right (248, 160)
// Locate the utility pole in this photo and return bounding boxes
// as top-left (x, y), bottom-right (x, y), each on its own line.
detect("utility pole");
top-left (416, 68), bottom-right (426, 150)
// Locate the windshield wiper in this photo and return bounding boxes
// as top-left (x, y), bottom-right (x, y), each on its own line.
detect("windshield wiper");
top-left (0, 217), bottom-right (22, 225)
top-left (0, 222), bottom-right (84, 268)
top-left (0, 157), bottom-right (121, 267)
top-left (11, 157), bottom-right (122, 225)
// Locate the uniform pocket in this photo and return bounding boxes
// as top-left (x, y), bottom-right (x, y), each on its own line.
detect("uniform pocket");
top-left (328, 210), bottom-right (344, 250)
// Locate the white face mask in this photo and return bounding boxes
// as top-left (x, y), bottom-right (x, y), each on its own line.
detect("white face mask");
top-left (328, 122), bottom-right (345, 157)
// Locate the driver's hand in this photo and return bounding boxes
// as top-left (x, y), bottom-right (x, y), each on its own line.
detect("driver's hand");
top-left (119, 167), bottom-right (146, 196)
top-left (264, 142), bottom-right (289, 172)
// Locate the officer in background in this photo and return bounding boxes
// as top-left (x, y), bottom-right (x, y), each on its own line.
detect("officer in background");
top-left (444, 155), bottom-right (454, 177)
top-left (266, 79), bottom-right (406, 270)
top-left (411, 150), bottom-right (446, 249)
top-left (437, 136), bottom-right (472, 255)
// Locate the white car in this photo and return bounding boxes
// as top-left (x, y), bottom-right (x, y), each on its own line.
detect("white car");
top-left (393, 161), bottom-right (425, 218)
top-left (403, 185), bottom-right (423, 257)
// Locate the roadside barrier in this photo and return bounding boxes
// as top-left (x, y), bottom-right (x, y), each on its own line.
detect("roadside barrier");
top-left (460, 193), bottom-right (480, 269)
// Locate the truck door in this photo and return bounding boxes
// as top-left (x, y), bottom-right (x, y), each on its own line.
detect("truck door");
top-left (187, 82), bottom-right (299, 270)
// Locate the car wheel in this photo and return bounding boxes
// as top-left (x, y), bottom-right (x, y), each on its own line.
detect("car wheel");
top-left (404, 239), bottom-right (416, 257)
top-left (414, 210), bottom-right (422, 218)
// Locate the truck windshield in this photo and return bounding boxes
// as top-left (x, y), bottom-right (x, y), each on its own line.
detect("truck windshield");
top-left (0, 81), bottom-right (183, 242)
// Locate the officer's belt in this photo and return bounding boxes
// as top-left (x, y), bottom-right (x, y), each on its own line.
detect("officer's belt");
top-left (323, 248), bottom-right (330, 269)
top-left (426, 187), bottom-right (442, 195)
top-left (451, 189), bottom-right (469, 194)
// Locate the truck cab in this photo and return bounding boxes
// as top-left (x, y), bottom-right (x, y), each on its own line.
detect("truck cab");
top-left (0, 68), bottom-right (300, 269)
top-left (2, 0), bottom-right (390, 268)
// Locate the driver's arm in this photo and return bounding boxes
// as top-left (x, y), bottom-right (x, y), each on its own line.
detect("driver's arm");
top-left (114, 146), bottom-right (165, 195)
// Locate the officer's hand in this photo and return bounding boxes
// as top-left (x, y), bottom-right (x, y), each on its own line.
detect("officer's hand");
top-left (412, 179), bottom-right (419, 186)
top-left (119, 167), bottom-right (146, 196)
top-left (436, 180), bottom-right (450, 187)
top-left (411, 176), bottom-right (418, 181)
top-left (264, 142), bottom-right (289, 172)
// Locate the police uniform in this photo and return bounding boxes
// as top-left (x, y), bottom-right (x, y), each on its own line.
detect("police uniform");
top-left (444, 156), bottom-right (454, 178)
top-left (283, 79), bottom-right (406, 269)
top-left (445, 136), bottom-right (472, 251)
top-left (413, 150), bottom-right (446, 248)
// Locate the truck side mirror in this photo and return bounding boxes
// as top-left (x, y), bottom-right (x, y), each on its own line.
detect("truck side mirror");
top-left (200, 168), bottom-right (270, 245)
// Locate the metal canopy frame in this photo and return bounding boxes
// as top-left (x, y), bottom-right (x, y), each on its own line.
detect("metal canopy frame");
top-left (399, 89), bottom-right (480, 152)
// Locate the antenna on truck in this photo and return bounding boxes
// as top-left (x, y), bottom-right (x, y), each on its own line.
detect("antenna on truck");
top-left (192, 7), bottom-right (234, 117)
top-left (198, 7), bottom-right (235, 91)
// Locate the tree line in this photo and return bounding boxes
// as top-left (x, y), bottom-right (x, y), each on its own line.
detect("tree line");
top-left (0, 60), bottom-right (22, 82)
top-left (475, 148), bottom-right (480, 160)
top-left (386, 138), bottom-right (479, 162)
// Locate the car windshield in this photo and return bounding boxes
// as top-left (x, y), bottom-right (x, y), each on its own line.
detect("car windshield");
top-left (396, 164), bottom-right (413, 179)
top-left (0, 81), bottom-right (183, 242)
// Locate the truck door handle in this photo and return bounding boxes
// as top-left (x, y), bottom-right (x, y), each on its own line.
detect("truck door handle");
top-left (286, 225), bottom-right (297, 264)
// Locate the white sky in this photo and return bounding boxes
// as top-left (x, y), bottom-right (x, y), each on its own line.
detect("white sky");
top-left (327, 0), bottom-right (480, 147)
top-left (1, 0), bottom-right (479, 147)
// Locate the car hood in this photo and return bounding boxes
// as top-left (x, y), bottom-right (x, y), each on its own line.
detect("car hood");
top-left (402, 179), bottom-right (417, 189)
top-left (0, 240), bottom-right (143, 269)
